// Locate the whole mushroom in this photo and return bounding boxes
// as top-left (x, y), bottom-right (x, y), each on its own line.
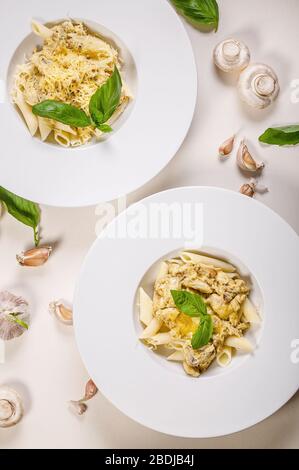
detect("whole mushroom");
top-left (238, 63), bottom-right (280, 109)
top-left (0, 387), bottom-right (24, 428)
top-left (213, 38), bottom-right (250, 73)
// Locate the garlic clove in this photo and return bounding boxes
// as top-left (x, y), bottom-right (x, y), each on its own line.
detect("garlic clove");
top-left (16, 246), bottom-right (52, 267)
top-left (68, 400), bottom-right (87, 416)
top-left (0, 387), bottom-right (24, 428)
top-left (238, 63), bottom-right (280, 109)
top-left (213, 38), bottom-right (250, 73)
top-left (219, 135), bottom-right (235, 157)
top-left (0, 291), bottom-right (30, 341)
top-left (240, 182), bottom-right (256, 198)
top-left (237, 140), bottom-right (264, 172)
top-left (84, 379), bottom-right (98, 401)
top-left (49, 300), bottom-right (73, 325)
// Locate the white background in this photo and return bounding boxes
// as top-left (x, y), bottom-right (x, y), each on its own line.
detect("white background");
top-left (1, 0), bottom-right (299, 448)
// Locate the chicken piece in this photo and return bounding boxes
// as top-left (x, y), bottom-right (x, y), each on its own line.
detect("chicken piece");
top-left (183, 361), bottom-right (200, 377)
top-left (183, 344), bottom-right (216, 371)
top-left (207, 293), bottom-right (230, 319)
top-left (182, 276), bottom-right (213, 294)
top-left (155, 307), bottom-right (180, 329)
top-left (228, 294), bottom-right (247, 326)
top-left (153, 275), bottom-right (181, 310)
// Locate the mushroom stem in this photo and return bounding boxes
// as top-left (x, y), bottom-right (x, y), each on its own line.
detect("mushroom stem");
top-left (222, 41), bottom-right (240, 62)
top-left (254, 74), bottom-right (275, 97)
top-left (0, 400), bottom-right (13, 420)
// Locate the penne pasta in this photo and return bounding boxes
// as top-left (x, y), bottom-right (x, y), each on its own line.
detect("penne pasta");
top-left (156, 261), bottom-right (168, 280)
top-left (139, 288), bottom-right (153, 326)
top-left (53, 121), bottom-right (77, 136)
top-left (37, 117), bottom-right (52, 141)
top-left (145, 332), bottom-right (172, 347)
top-left (14, 90), bottom-right (38, 136)
top-left (180, 251), bottom-right (236, 273)
top-left (53, 130), bottom-right (71, 147)
top-left (225, 335), bottom-right (253, 353)
top-left (216, 346), bottom-right (232, 367)
top-left (31, 20), bottom-right (53, 40)
top-left (167, 350), bottom-right (184, 362)
top-left (139, 317), bottom-right (162, 340)
top-left (242, 298), bottom-right (261, 324)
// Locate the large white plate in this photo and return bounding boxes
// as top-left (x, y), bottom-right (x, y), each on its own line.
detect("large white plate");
top-left (74, 187), bottom-right (299, 438)
top-left (0, 0), bottom-right (197, 207)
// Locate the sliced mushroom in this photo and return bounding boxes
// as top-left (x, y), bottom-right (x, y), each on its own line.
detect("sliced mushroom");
top-left (0, 387), bottom-right (24, 428)
top-left (238, 63), bottom-right (280, 109)
top-left (214, 38), bottom-right (250, 73)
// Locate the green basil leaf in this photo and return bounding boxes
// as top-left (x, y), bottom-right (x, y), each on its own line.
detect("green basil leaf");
top-left (170, 0), bottom-right (219, 31)
top-left (0, 186), bottom-right (40, 246)
top-left (171, 290), bottom-right (207, 317)
top-left (259, 125), bottom-right (299, 146)
top-left (191, 314), bottom-right (213, 349)
top-left (89, 67), bottom-right (122, 127)
top-left (9, 314), bottom-right (29, 330)
top-left (32, 100), bottom-right (91, 127)
top-left (98, 124), bottom-right (113, 133)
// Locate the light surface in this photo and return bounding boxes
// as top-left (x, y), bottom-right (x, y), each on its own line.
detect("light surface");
top-left (1, 0), bottom-right (299, 449)
top-left (0, 0), bottom-right (197, 207)
top-left (73, 187), bottom-right (299, 437)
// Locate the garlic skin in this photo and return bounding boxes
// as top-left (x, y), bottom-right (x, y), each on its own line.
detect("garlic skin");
top-left (214, 38), bottom-right (250, 73)
top-left (238, 63), bottom-right (279, 109)
top-left (219, 135), bottom-right (235, 157)
top-left (240, 182), bottom-right (256, 198)
top-left (68, 400), bottom-right (87, 416)
top-left (237, 140), bottom-right (264, 172)
top-left (0, 291), bottom-right (30, 341)
top-left (49, 300), bottom-right (73, 325)
top-left (84, 379), bottom-right (98, 401)
top-left (17, 246), bottom-right (52, 267)
top-left (0, 387), bottom-right (24, 428)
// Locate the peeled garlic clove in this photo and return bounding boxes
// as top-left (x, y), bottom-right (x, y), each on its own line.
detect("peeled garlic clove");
top-left (237, 140), bottom-right (264, 172)
top-left (219, 135), bottom-right (235, 157)
top-left (238, 63), bottom-right (279, 109)
top-left (49, 300), bottom-right (73, 325)
top-left (84, 379), bottom-right (98, 401)
top-left (16, 246), bottom-right (52, 267)
top-left (240, 181), bottom-right (256, 197)
top-left (68, 400), bottom-right (87, 416)
top-left (213, 38), bottom-right (250, 73)
top-left (0, 387), bottom-right (23, 428)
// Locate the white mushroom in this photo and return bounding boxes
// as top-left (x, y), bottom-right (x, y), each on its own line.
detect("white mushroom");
top-left (0, 291), bottom-right (30, 341)
top-left (0, 386), bottom-right (24, 427)
top-left (237, 140), bottom-right (264, 172)
top-left (213, 38), bottom-right (250, 73)
top-left (238, 63), bottom-right (280, 109)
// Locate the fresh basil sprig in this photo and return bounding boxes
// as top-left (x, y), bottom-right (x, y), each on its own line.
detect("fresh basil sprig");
top-left (170, 0), bottom-right (219, 32)
top-left (259, 125), bottom-right (299, 146)
top-left (171, 290), bottom-right (213, 349)
top-left (0, 186), bottom-right (40, 246)
top-left (32, 68), bottom-right (122, 134)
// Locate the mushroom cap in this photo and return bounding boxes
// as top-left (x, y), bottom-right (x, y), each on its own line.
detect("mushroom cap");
top-left (238, 63), bottom-right (280, 109)
top-left (213, 38), bottom-right (250, 73)
top-left (0, 386), bottom-right (24, 427)
top-left (0, 291), bottom-right (30, 341)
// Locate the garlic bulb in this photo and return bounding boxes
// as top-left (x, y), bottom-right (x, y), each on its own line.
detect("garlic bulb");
top-left (0, 387), bottom-right (24, 427)
top-left (237, 140), bottom-right (264, 172)
top-left (219, 135), bottom-right (235, 157)
top-left (49, 300), bottom-right (73, 325)
top-left (0, 291), bottom-right (30, 341)
top-left (16, 246), bottom-right (52, 267)
top-left (213, 38), bottom-right (250, 73)
top-left (238, 63), bottom-right (279, 109)
top-left (68, 400), bottom-right (87, 416)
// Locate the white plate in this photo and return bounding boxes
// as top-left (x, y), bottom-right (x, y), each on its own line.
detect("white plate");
top-left (74, 187), bottom-right (299, 438)
top-left (0, 0), bottom-right (197, 207)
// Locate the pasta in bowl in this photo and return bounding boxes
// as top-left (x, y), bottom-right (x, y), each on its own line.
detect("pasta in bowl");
top-left (12, 20), bottom-right (133, 147)
top-left (138, 251), bottom-right (261, 377)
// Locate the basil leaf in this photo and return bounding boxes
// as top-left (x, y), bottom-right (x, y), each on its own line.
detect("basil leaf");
top-left (171, 290), bottom-right (207, 317)
top-left (170, 0), bottom-right (219, 31)
top-left (9, 314), bottom-right (29, 330)
top-left (89, 67), bottom-right (122, 127)
top-left (98, 124), bottom-right (113, 133)
top-left (191, 314), bottom-right (213, 349)
top-left (259, 125), bottom-right (299, 146)
top-left (32, 100), bottom-right (91, 127)
top-left (0, 186), bottom-right (40, 246)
